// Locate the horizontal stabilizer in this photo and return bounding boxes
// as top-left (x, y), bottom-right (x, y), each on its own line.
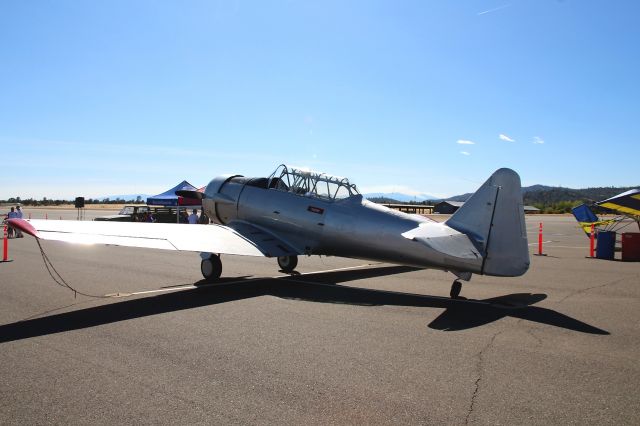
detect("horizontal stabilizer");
top-left (401, 223), bottom-right (481, 260)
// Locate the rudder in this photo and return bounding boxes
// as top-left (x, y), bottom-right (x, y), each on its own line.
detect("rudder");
top-left (446, 168), bottom-right (529, 277)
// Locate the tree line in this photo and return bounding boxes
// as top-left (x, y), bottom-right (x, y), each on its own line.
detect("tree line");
top-left (523, 186), bottom-right (637, 214)
top-left (367, 184), bottom-right (638, 214)
top-left (4, 184), bottom-right (637, 213)
top-left (1, 196), bottom-right (145, 206)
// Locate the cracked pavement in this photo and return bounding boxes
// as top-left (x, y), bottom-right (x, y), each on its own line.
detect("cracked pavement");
top-left (1, 212), bottom-right (639, 424)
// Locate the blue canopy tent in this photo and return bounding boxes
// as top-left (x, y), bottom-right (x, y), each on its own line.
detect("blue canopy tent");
top-left (147, 181), bottom-right (202, 223)
top-left (147, 181), bottom-right (202, 207)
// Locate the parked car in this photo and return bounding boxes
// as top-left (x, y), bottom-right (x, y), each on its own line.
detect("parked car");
top-left (94, 205), bottom-right (150, 222)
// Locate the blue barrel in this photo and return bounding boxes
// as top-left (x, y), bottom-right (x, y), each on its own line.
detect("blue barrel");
top-left (596, 231), bottom-right (616, 260)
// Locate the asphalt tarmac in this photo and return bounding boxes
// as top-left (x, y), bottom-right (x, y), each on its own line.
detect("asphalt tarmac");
top-left (1, 211), bottom-right (638, 425)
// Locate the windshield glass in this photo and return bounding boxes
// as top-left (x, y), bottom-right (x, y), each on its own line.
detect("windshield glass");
top-left (267, 164), bottom-right (360, 201)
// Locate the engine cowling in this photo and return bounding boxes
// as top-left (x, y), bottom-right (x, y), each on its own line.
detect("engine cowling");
top-left (203, 175), bottom-right (248, 225)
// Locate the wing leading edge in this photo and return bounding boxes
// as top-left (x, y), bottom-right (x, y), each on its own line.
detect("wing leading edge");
top-left (7, 219), bottom-right (271, 257)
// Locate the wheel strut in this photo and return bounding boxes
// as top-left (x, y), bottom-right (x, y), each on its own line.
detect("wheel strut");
top-left (450, 280), bottom-right (462, 299)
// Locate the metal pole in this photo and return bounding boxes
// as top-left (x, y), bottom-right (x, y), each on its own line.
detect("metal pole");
top-left (3, 224), bottom-right (8, 262)
top-left (590, 223), bottom-right (595, 258)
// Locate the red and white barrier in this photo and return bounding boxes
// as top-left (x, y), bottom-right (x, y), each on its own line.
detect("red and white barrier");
top-left (534, 222), bottom-right (546, 256)
top-left (538, 222), bottom-right (544, 255)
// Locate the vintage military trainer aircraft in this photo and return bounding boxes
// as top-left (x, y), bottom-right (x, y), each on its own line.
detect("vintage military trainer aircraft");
top-left (8, 165), bottom-right (530, 298)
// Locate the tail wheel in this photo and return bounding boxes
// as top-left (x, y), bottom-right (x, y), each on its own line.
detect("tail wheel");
top-left (201, 254), bottom-right (222, 282)
top-left (450, 280), bottom-right (462, 299)
top-left (277, 255), bottom-right (298, 273)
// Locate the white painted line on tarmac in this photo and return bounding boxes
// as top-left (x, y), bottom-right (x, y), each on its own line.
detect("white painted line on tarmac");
top-left (109, 262), bottom-right (381, 298)
top-left (527, 243), bottom-right (589, 250)
top-left (542, 245), bottom-right (589, 249)
top-left (529, 240), bottom-right (553, 245)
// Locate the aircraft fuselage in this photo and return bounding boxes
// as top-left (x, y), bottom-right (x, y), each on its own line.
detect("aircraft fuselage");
top-left (203, 175), bottom-right (484, 274)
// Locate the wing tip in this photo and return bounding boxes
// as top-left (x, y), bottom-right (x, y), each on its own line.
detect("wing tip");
top-left (7, 219), bottom-right (40, 238)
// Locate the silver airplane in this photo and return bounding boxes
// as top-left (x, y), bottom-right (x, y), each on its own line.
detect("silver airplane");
top-left (8, 165), bottom-right (529, 298)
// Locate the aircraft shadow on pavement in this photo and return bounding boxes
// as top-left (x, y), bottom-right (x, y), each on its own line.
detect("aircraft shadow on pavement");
top-left (0, 266), bottom-right (608, 344)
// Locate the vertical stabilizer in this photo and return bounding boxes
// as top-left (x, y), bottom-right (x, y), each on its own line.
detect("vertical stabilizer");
top-left (446, 168), bottom-right (529, 277)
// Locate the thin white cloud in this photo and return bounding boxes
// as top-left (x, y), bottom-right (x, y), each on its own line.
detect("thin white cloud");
top-left (533, 136), bottom-right (545, 144)
top-left (457, 139), bottom-right (475, 145)
top-left (478, 4), bottom-right (511, 16)
top-left (460, 151), bottom-right (471, 156)
top-left (499, 134), bottom-right (515, 142)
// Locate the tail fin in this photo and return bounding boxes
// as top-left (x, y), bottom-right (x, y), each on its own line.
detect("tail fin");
top-left (446, 168), bottom-right (529, 277)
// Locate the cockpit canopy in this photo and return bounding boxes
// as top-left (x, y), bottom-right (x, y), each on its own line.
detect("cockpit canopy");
top-left (267, 164), bottom-right (360, 201)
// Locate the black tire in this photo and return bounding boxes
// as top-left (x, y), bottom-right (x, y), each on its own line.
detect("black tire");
top-left (450, 280), bottom-right (462, 299)
top-left (201, 254), bottom-right (222, 282)
top-left (277, 255), bottom-right (298, 273)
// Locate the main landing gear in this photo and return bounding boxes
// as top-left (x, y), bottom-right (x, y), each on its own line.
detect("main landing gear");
top-left (200, 253), bottom-right (300, 282)
top-left (450, 280), bottom-right (462, 299)
top-left (277, 255), bottom-right (298, 273)
top-left (201, 253), bottom-right (222, 282)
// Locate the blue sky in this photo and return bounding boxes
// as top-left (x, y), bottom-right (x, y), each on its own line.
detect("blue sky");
top-left (1, 0), bottom-right (638, 199)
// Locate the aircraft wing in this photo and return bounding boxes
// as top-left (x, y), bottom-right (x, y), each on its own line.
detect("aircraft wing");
top-left (7, 219), bottom-right (265, 257)
top-left (227, 221), bottom-right (301, 257)
top-left (596, 189), bottom-right (640, 218)
top-left (571, 203), bottom-right (619, 235)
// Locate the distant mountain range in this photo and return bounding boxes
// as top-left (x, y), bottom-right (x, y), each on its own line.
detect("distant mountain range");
top-left (363, 192), bottom-right (439, 203)
top-left (365, 185), bottom-right (639, 205)
top-left (520, 185), bottom-right (639, 206)
top-left (444, 184), bottom-right (557, 202)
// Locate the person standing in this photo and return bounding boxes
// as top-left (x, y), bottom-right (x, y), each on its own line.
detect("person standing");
top-left (188, 209), bottom-right (199, 224)
top-left (179, 210), bottom-right (189, 224)
top-left (15, 206), bottom-right (23, 237)
top-left (6, 207), bottom-right (17, 238)
top-left (198, 211), bottom-right (210, 224)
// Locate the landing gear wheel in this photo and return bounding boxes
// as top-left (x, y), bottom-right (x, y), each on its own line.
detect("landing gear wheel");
top-left (277, 255), bottom-right (298, 273)
top-left (201, 254), bottom-right (222, 282)
top-left (450, 280), bottom-right (462, 299)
